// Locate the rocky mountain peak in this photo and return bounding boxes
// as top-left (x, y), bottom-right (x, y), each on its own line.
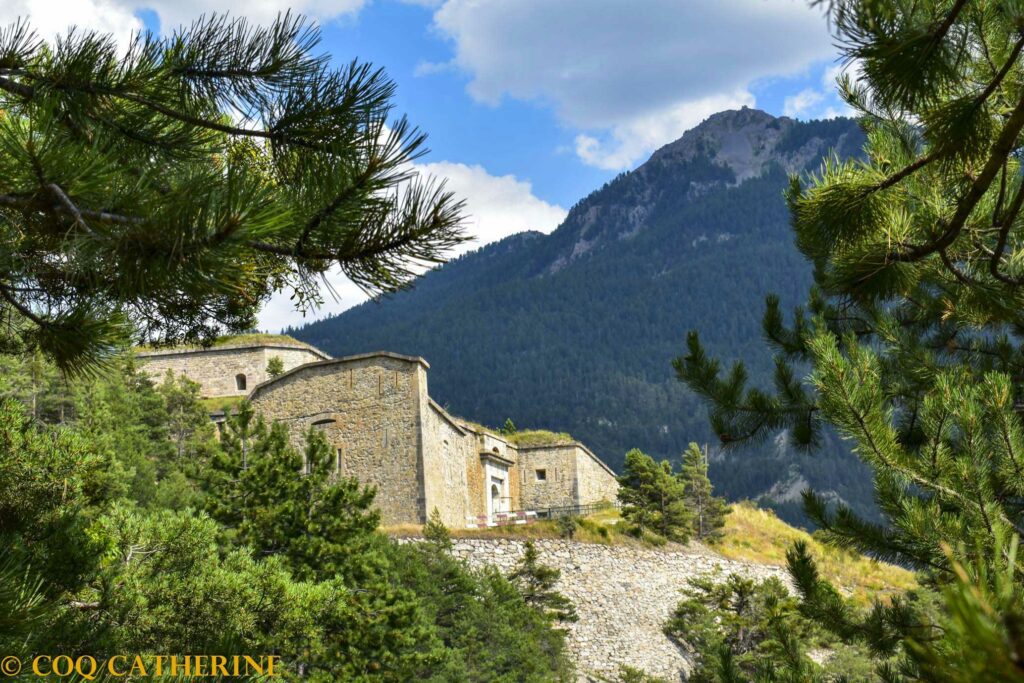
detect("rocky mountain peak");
top-left (543, 109), bottom-right (862, 273)
top-left (646, 107), bottom-right (800, 182)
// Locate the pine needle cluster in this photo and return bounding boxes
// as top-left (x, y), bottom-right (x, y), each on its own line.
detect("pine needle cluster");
top-left (676, 1), bottom-right (1024, 679)
top-left (0, 16), bottom-right (466, 373)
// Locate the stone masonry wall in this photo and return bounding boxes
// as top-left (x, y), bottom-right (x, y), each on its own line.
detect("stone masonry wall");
top-left (250, 357), bottom-right (427, 525)
top-left (446, 538), bottom-right (791, 682)
top-left (574, 447), bottom-right (620, 505)
top-left (138, 344), bottom-right (325, 397)
top-left (517, 445), bottom-right (579, 510)
top-left (422, 403), bottom-right (473, 527)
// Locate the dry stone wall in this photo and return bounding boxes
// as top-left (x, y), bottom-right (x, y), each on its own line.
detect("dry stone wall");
top-left (446, 538), bottom-right (791, 682)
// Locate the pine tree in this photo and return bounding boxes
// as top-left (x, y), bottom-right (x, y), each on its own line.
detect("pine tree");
top-left (423, 507), bottom-right (452, 552)
top-left (617, 448), bottom-right (692, 543)
top-left (508, 541), bottom-right (578, 623)
top-left (205, 403), bottom-right (380, 582)
top-left (680, 443), bottom-right (729, 542)
top-left (266, 356), bottom-right (285, 379)
top-left (674, 1), bottom-right (1024, 679)
top-left (0, 16), bottom-right (466, 373)
top-left (500, 418), bottom-right (517, 436)
top-left (157, 370), bottom-right (217, 461)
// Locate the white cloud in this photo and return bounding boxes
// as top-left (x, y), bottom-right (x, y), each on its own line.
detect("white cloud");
top-left (1, 0), bottom-right (365, 46)
top-left (778, 62), bottom-right (860, 120)
top-left (258, 161), bottom-right (567, 330)
top-left (427, 0), bottom-right (835, 170)
top-left (822, 63), bottom-right (845, 88)
top-left (2, 1), bottom-right (143, 46)
top-left (417, 161), bottom-right (566, 246)
top-left (783, 87), bottom-right (825, 117)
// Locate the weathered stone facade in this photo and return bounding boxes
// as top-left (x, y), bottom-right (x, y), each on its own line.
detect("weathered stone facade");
top-left (140, 342), bottom-right (620, 527)
top-left (249, 354), bottom-right (430, 525)
top-left (137, 341), bottom-right (329, 397)
top-left (247, 351), bottom-right (620, 526)
top-left (435, 537), bottom-right (793, 682)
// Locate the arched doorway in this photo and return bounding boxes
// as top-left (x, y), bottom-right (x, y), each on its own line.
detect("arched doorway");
top-left (491, 483), bottom-right (501, 515)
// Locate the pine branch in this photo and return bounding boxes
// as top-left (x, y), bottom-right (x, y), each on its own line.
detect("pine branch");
top-left (886, 90), bottom-right (1024, 265)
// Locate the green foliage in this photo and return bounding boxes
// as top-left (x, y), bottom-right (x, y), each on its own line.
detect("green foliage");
top-left (0, 355), bottom-right (573, 681)
top-left (675, 1), bottom-right (1024, 679)
top-left (617, 448), bottom-right (692, 543)
top-left (508, 541), bottom-right (578, 623)
top-left (0, 16), bottom-right (466, 372)
top-left (500, 417), bottom-right (517, 435)
top-left (0, 398), bottom-right (107, 592)
top-left (907, 537), bottom-right (1024, 683)
top-left (613, 666), bottom-right (670, 683)
top-left (665, 572), bottom-right (874, 683)
top-left (387, 540), bottom-right (574, 682)
top-left (266, 355), bottom-right (285, 378)
top-left (0, 556), bottom-right (55, 666)
top-left (557, 515), bottom-right (579, 540)
top-left (422, 508), bottom-right (452, 552)
top-left (681, 443), bottom-right (730, 542)
top-left (205, 402), bottom-right (381, 582)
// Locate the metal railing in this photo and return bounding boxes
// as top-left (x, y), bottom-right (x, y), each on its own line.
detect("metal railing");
top-left (471, 501), bottom-right (620, 527)
top-left (532, 501), bottom-right (620, 520)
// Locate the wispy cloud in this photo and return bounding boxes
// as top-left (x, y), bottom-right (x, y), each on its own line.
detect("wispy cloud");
top-left (425, 0), bottom-right (836, 170)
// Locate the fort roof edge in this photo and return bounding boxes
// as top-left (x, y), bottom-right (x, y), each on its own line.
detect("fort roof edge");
top-left (136, 340), bottom-right (331, 360)
top-left (247, 350), bottom-right (430, 398)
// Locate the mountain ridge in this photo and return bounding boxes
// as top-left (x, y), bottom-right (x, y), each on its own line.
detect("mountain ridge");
top-left (289, 108), bottom-right (876, 526)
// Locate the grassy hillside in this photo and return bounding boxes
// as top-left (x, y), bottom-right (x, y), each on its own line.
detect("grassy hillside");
top-left (386, 502), bottom-right (914, 604)
top-left (716, 502), bottom-right (915, 604)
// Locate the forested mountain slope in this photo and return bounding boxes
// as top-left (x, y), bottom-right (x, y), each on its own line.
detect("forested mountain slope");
top-left (290, 108), bottom-right (875, 525)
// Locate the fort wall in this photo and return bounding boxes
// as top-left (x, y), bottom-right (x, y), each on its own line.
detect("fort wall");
top-left (422, 401), bottom-right (473, 527)
top-left (137, 343), bottom-right (327, 397)
top-left (518, 444), bottom-right (580, 510)
top-left (574, 445), bottom-right (620, 505)
top-left (249, 355), bottom-right (427, 525)
top-left (140, 343), bottom-right (620, 526)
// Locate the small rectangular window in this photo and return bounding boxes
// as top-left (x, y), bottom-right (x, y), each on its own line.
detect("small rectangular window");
top-left (336, 447), bottom-right (343, 472)
top-left (535, 469), bottom-right (547, 482)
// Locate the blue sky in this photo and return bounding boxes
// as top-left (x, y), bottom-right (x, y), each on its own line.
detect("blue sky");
top-left (9, 0), bottom-right (852, 328)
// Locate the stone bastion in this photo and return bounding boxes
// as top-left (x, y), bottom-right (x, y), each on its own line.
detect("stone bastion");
top-left (399, 537), bottom-right (792, 682)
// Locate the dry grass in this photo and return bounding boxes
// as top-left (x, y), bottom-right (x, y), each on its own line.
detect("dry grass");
top-left (507, 429), bottom-right (575, 447)
top-left (716, 502), bottom-right (916, 604)
top-left (137, 333), bottom-right (308, 352)
top-left (384, 511), bottom-right (640, 546)
top-left (385, 502), bottom-right (917, 606)
top-left (199, 395), bottom-right (245, 413)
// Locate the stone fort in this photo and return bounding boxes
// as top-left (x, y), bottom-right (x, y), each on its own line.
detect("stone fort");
top-left (137, 338), bottom-right (619, 528)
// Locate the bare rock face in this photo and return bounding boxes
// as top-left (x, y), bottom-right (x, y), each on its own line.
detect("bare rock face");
top-left (648, 107), bottom-right (798, 182)
top-left (548, 107), bottom-right (859, 273)
top-left (445, 538), bottom-right (792, 682)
